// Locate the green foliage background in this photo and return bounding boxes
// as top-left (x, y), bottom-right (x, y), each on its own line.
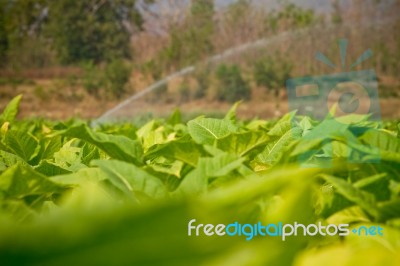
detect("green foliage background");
top-left (0, 96), bottom-right (399, 265)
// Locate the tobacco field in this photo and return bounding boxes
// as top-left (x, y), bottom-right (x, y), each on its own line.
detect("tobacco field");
top-left (0, 95), bottom-right (399, 266)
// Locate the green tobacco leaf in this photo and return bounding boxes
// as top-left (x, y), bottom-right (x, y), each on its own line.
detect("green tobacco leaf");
top-left (4, 130), bottom-right (39, 162)
top-left (58, 124), bottom-right (143, 165)
top-left (0, 199), bottom-right (37, 222)
top-left (81, 143), bottom-right (101, 165)
top-left (327, 206), bottom-right (371, 224)
top-left (167, 109), bottom-right (182, 125)
top-left (267, 117), bottom-right (291, 136)
top-left (188, 118), bottom-right (237, 145)
top-left (255, 127), bottom-right (302, 166)
top-left (148, 157), bottom-right (185, 178)
top-left (266, 112), bottom-right (297, 137)
top-left (174, 168), bottom-right (207, 196)
top-left (53, 140), bottom-right (86, 172)
top-left (321, 174), bottom-right (378, 218)
top-left (289, 119), bottom-right (353, 160)
top-left (0, 164), bottom-right (65, 200)
top-left (245, 119), bottom-right (269, 131)
top-left (297, 116), bottom-right (314, 136)
top-left (359, 129), bottom-right (400, 163)
top-left (175, 152), bottom-right (245, 196)
top-left (30, 136), bottom-right (62, 166)
top-left (265, 179), bottom-right (315, 225)
top-left (334, 113), bottom-right (370, 124)
top-left (199, 153), bottom-right (245, 178)
top-left (0, 150), bottom-right (26, 172)
top-left (136, 120), bottom-right (158, 140)
top-left (376, 199), bottom-right (400, 222)
top-left (144, 140), bottom-right (205, 167)
top-left (35, 160), bottom-right (72, 177)
top-left (204, 167), bottom-right (320, 209)
top-left (306, 119), bottom-right (349, 139)
top-left (216, 131), bottom-right (271, 157)
top-left (0, 201), bottom-right (239, 266)
top-left (141, 126), bottom-right (170, 151)
top-left (0, 95), bottom-right (22, 124)
top-left (353, 173), bottom-right (390, 201)
top-left (92, 160), bottom-right (167, 199)
top-left (290, 138), bottom-right (322, 158)
top-left (321, 140), bottom-right (350, 158)
top-left (38, 136), bottom-right (62, 161)
top-left (50, 167), bottom-right (108, 185)
top-left (224, 101), bottom-right (241, 123)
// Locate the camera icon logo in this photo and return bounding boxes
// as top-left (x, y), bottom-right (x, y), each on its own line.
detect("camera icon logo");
top-left (286, 39), bottom-right (381, 167)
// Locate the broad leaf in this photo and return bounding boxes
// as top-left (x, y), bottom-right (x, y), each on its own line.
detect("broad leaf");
top-left (0, 150), bottom-right (26, 172)
top-left (51, 167), bottom-right (108, 185)
top-left (359, 129), bottom-right (400, 163)
top-left (4, 130), bottom-right (39, 162)
top-left (35, 160), bottom-right (72, 177)
top-left (0, 95), bottom-right (22, 124)
top-left (53, 140), bottom-right (86, 172)
top-left (92, 159), bottom-right (167, 199)
top-left (224, 101), bottom-right (241, 123)
top-left (58, 124), bottom-right (143, 165)
top-left (199, 153), bottom-right (245, 178)
top-left (255, 127), bottom-right (302, 166)
top-left (376, 199), bottom-right (400, 222)
top-left (144, 140), bottom-right (205, 167)
top-left (267, 112), bottom-right (293, 136)
top-left (188, 118), bottom-right (237, 145)
top-left (216, 131), bottom-right (271, 157)
top-left (0, 164), bottom-right (65, 200)
top-left (321, 174), bottom-right (378, 218)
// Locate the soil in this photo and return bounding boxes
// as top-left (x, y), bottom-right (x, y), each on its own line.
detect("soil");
top-left (0, 78), bottom-right (399, 121)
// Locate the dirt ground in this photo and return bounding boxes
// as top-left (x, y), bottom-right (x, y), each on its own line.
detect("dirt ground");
top-left (0, 79), bottom-right (399, 121)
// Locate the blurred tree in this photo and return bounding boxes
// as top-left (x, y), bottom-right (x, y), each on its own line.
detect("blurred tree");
top-left (331, 0), bottom-right (343, 24)
top-left (178, 77), bottom-right (190, 103)
top-left (46, 0), bottom-right (148, 64)
top-left (0, 0), bottom-right (48, 66)
top-left (215, 64), bottom-right (250, 103)
top-left (253, 54), bottom-right (292, 110)
top-left (189, 0), bottom-right (214, 57)
top-left (193, 63), bottom-right (211, 99)
top-left (265, 2), bottom-right (317, 32)
top-left (0, 2), bottom-right (8, 65)
top-left (224, 0), bottom-right (254, 42)
top-left (159, 0), bottom-right (214, 68)
top-left (82, 61), bottom-right (102, 98)
top-left (103, 59), bottom-right (132, 98)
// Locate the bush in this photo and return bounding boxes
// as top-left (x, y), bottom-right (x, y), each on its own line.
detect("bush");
top-left (215, 64), bottom-right (251, 102)
top-left (104, 60), bottom-right (132, 99)
top-left (178, 78), bottom-right (191, 103)
top-left (193, 65), bottom-right (211, 99)
top-left (33, 85), bottom-right (49, 101)
top-left (82, 61), bottom-right (102, 97)
top-left (46, 0), bottom-right (142, 64)
top-left (253, 55), bottom-right (292, 97)
top-left (82, 60), bottom-right (132, 99)
top-left (142, 59), bottom-right (163, 81)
